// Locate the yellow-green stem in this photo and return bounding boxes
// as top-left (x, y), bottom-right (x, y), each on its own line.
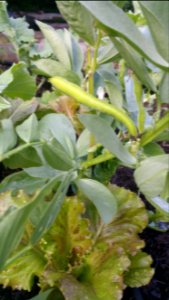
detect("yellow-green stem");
top-left (81, 152), bottom-right (115, 170)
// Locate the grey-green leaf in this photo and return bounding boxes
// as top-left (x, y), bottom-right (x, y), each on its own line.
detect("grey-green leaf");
top-left (0, 63), bottom-right (36, 100)
top-left (76, 178), bottom-right (118, 223)
top-left (79, 114), bottom-right (136, 166)
top-left (36, 21), bottom-right (71, 69)
top-left (139, 1), bottom-right (169, 62)
top-left (56, 0), bottom-right (96, 45)
top-left (134, 155), bottom-right (169, 199)
top-left (80, 1), bottom-right (168, 69)
top-left (0, 119), bottom-right (17, 156)
top-left (159, 72), bottom-right (169, 104)
top-left (16, 114), bottom-right (39, 143)
top-left (112, 38), bottom-right (156, 91)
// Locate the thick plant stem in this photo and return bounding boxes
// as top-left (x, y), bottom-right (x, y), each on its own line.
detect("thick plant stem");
top-left (140, 111), bottom-right (169, 146)
top-left (87, 31), bottom-right (102, 159)
top-left (50, 77), bottom-right (137, 137)
top-left (81, 152), bottom-right (115, 170)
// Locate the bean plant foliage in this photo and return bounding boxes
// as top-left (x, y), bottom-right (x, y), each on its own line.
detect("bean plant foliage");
top-left (0, 1), bottom-right (168, 299)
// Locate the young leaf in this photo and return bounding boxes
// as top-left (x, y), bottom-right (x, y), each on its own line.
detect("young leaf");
top-left (79, 114), bottom-right (136, 166)
top-left (56, 1), bottom-right (96, 45)
top-left (36, 21), bottom-right (71, 70)
top-left (80, 1), bottom-right (168, 69)
top-left (0, 119), bottom-right (17, 156)
top-left (16, 114), bottom-right (39, 143)
top-left (76, 178), bottom-right (118, 223)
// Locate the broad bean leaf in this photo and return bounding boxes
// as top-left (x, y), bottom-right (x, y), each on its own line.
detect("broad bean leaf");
top-left (4, 146), bottom-right (42, 169)
top-left (112, 38), bottom-right (156, 91)
top-left (36, 21), bottom-right (71, 70)
top-left (32, 59), bottom-right (80, 85)
top-left (0, 175), bottom-right (61, 269)
top-left (139, 1), bottom-right (169, 62)
top-left (0, 119), bottom-right (17, 156)
top-left (39, 113), bottom-right (76, 152)
top-left (56, 1), bottom-right (96, 45)
top-left (76, 178), bottom-right (118, 224)
top-left (42, 138), bottom-right (75, 171)
top-left (0, 63), bottom-right (36, 100)
top-left (24, 166), bottom-right (63, 179)
top-left (134, 154), bottom-right (169, 199)
top-left (80, 1), bottom-right (168, 69)
top-left (0, 97), bottom-right (11, 112)
top-left (0, 171), bottom-right (46, 195)
top-left (16, 114), bottom-right (39, 143)
top-left (79, 114), bottom-right (136, 166)
top-left (0, 1), bottom-right (16, 48)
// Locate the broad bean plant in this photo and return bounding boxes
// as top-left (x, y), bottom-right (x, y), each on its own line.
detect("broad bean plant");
top-left (0, 1), bottom-right (168, 299)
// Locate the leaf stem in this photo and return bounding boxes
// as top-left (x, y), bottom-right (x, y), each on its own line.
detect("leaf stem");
top-left (81, 151), bottom-right (115, 170)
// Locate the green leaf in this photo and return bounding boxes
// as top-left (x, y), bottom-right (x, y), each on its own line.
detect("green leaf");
top-left (79, 114), bottom-right (136, 166)
top-left (159, 72), bottom-right (169, 104)
top-left (134, 154), bottom-right (169, 199)
top-left (149, 196), bottom-right (169, 217)
top-left (32, 59), bottom-right (80, 85)
top-left (124, 252), bottom-right (154, 287)
top-left (42, 139), bottom-right (75, 171)
top-left (56, 1), bottom-right (96, 45)
top-left (16, 114), bottom-right (39, 143)
top-left (10, 99), bottom-right (39, 124)
top-left (139, 1), bottom-right (169, 62)
top-left (4, 146), bottom-right (42, 169)
top-left (31, 171), bottom-right (72, 244)
top-left (0, 63), bottom-right (36, 100)
top-left (0, 96), bottom-right (11, 112)
top-left (10, 16), bottom-right (34, 44)
top-left (143, 143), bottom-right (164, 157)
top-left (39, 113), bottom-right (76, 154)
top-left (80, 1), bottom-right (169, 69)
top-left (24, 166), bottom-right (63, 179)
top-left (0, 175), bottom-right (64, 268)
top-left (112, 38), bottom-right (156, 91)
top-left (76, 178), bottom-right (118, 223)
top-left (0, 171), bottom-right (46, 195)
top-left (0, 119), bottom-right (17, 156)
top-left (36, 21), bottom-right (71, 70)
top-left (0, 200), bottom-right (34, 269)
top-left (97, 38), bottom-right (119, 65)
